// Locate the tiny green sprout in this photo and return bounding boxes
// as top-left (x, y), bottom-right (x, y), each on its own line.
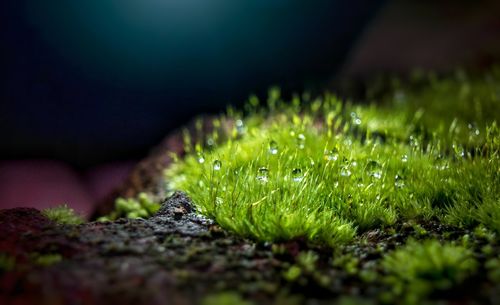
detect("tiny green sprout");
top-left (412, 224), bottom-right (427, 236)
top-left (42, 204), bottom-right (84, 225)
top-left (103, 192), bottom-right (160, 221)
top-left (296, 251), bottom-right (318, 273)
top-left (283, 265), bottom-right (302, 282)
top-left (332, 253), bottom-right (359, 275)
top-left (0, 253), bottom-right (16, 272)
top-left (32, 253), bottom-right (63, 266)
top-left (201, 292), bottom-right (253, 305)
top-left (485, 257), bottom-right (500, 283)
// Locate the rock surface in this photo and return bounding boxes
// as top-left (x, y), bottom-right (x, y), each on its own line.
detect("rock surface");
top-left (0, 193), bottom-right (294, 305)
top-left (1, 194), bottom-right (498, 305)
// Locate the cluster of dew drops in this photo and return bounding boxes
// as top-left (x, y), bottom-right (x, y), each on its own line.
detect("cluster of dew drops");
top-left (193, 112), bottom-right (485, 192)
top-left (200, 126), bottom-right (408, 189)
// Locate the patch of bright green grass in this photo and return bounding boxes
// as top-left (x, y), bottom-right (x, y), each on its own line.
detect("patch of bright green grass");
top-left (42, 204), bottom-right (84, 225)
top-left (382, 239), bottom-right (477, 304)
top-left (165, 69), bottom-right (500, 246)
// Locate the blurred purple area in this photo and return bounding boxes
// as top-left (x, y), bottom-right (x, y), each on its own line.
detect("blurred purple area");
top-left (0, 160), bottom-right (135, 218)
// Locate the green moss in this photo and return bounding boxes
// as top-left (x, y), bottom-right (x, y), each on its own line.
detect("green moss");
top-left (165, 69), bottom-right (500, 246)
top-left (99, 192), bottom-right (160, 221)
top-left (283, 265), bottom-right (302, 282)
top-left (382, 239), bottom-right (477, 304)
top-left (332, 252), bottom-right (360, 275)
top-left (485, 257), bottom-right (500, 283)
top-left (42, 204), bottom-right (84, 225)
top-left (201, 292), bottom-right (253, 305)
top-left (32, 253), bottom-right (63, 266)
top-left (0, 253), bottom-right (16, 272)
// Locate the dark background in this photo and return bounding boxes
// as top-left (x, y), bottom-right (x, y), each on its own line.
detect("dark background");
top-left (1, 0), bottom-right (383, 166)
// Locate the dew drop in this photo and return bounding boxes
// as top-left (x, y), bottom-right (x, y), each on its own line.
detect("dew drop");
top-left (256, 167), bottom-right (269, 182)
top-left (357, 178), bottom-right (364, 188)
top-left (351, 112), bottom-right (362, 125)
top-left (340, 166), bottom-right (352, 177)
top-left (409, 135), bottom-right (419, 148)
top-left (297, 134), bottom-right (306, 149)
top-left (215, 197), bottom-right (223, 206)
top-left (235, 119), bottom-right (246, 135)
top-left (435, 154), bottom-right (449, 170)
top-left (401, 155), bottom-right (408, 163)
top-left (197, 153), bottom-right (205, 164)
top-left (291, 168), bottom-right (303, 182)
top-left (344, 137), bottom-right (353, 146)
top-left (394, 175), bottom-right (405, 188)
top-left (269, 140), bottom-right (278, 155)
top-left (452, 144), bottom-right (465, 158)
top-left (213, 160), bottom-right (222, 171)
top-left (366, 160), bottom-right (382, 179)
top-left (468, 122), bottom-right (480, 137)
top-left (324, 148), bottom-right (339, 161)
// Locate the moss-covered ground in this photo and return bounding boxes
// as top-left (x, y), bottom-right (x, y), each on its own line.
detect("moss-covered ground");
top-left (166, 68), bottom-right (500, 249)
top-left (1, 68), bottom-right (500, 305)
top-left (172, 68), bottom-right (499, 303)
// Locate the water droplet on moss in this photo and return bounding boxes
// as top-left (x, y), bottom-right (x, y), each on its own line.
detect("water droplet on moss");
top-left (409, 135), bottom-right (419, 148)
top-left (197, 153), bottom-right (205, 164)
top-left (291, 168), bottom-right (303, 182)
top-left (367, 160), bottom-right (382, 179)
top-left (269, 140), bottom-right (278, 155)
top-left (235, 119), bottom-right (246, 135)
top-left (401, 155), bottom-right (408, 162)
top-left (257, 167), bottom-right (269, 182)
top-left (213, 160), bottom-right (222, 171)
top-left (395, 175), bottom-right (405, 188)
top-left (325, 148), bottom-right (339, 161)
top-left (341, 166), bottom-right (352, 177)
top-left (435, 154), bottom-right (449, 170)
top-left (297, 134), bottom-right (306, 149)
top-left (351, 112), bottom-right (362, 125)
top-left (468, 122), bottom-right (480, 137)
top-left (453, 144), bottom-right (465, 158)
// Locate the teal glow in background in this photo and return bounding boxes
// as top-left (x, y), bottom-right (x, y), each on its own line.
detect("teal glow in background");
top-left (2, 0), bottom-right (382, 165)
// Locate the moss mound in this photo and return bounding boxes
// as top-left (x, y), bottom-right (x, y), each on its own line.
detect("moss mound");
top-left (165, 68), bottom-right (500, 247)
